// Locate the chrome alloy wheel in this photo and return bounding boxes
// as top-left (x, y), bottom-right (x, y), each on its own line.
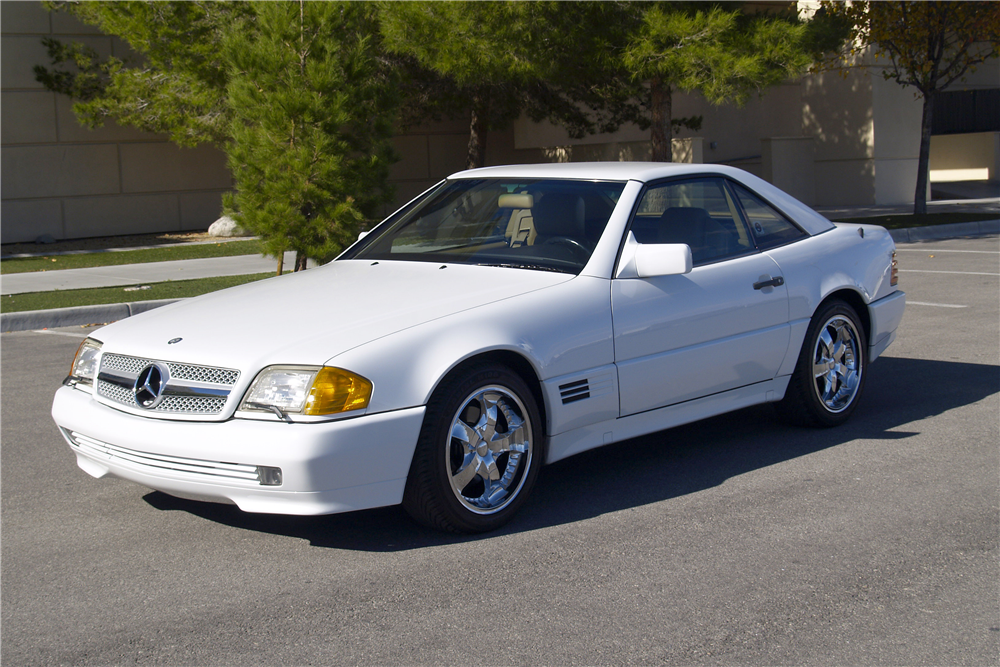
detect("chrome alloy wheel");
top-left (812, 315), bottom-right (862, 413)
top-left (446, 386), bottom-right (533, 514)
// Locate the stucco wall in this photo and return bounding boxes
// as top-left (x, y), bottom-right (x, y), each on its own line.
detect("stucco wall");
top-left (0, 2), bottom-right (233, 243)
top-left (871, 72), bottom-right (925, 205)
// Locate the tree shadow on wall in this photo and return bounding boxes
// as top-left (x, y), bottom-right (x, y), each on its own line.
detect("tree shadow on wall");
top-left (144, 355), bottom-right (998, 551)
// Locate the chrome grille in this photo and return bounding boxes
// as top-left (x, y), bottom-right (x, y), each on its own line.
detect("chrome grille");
top-left (158, 395), bottom-right (227, 414)
top-left (100, 354), bottom-right (149, 375)
top-left (97, 353), bottom-right (239, 417)
top-left (167, 363), bottom-right (239, 386)
top-left (97, 380), bottom-right (228, 414)
top-left (98, 379), bottom-right (138, 407)
top-left (101, 354), bottom-right (239, 386)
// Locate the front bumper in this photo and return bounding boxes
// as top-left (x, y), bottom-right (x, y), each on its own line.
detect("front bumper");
top-left (52, 385), bottom-right (425, 515)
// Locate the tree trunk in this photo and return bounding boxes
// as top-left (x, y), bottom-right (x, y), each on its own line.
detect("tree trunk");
top-left (294, 251), bottom-right (307, 272)
top-left (467, 90), bottom-right (489, 170)
top-left (276, 253), bottom-right (284, 276)
top-left (650, 77), bottom-right (672, 162)
top-left (914, 92), bottom-right (934, 215)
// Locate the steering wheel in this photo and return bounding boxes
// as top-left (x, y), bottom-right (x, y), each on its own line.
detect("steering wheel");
top-left (541, 236), bottom-right (590, 262)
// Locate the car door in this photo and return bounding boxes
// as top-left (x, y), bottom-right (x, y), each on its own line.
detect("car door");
top-left (612, 177), bottom-right (791, 416)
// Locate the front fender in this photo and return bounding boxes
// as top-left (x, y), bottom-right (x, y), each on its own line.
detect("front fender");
top-left (326, 275), bottom-right (615, 417)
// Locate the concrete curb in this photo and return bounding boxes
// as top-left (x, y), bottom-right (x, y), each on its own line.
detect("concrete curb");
top-left (889, 219), bottom-right (1000, 243)
top-left (2, 299), bottom-right (180, 333)
top-left (3, 221), bottom-right (998, 333)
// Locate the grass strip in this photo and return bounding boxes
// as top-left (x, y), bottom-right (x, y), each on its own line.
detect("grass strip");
top-left (830, 211), bottom-right (998, 229)
top-left (1, 239), bottom-right (265, 274)
top-left (1, 273), bottom-right (272, 314)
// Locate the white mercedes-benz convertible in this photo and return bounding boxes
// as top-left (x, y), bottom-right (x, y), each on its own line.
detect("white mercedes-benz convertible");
top-left (53, 162), bottom-right (905, 532)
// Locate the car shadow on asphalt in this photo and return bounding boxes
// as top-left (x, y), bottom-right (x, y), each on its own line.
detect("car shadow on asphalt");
top-left (143, 355), bottom-right (999, 551)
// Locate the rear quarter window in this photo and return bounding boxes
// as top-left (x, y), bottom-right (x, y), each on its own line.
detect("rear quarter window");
top-left (730, 182), bottom-right (808, 250)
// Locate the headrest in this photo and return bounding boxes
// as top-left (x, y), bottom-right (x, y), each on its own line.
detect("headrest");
top-left (659, 207), bottom-right (712, 226)
top-left (533, 194), bottom-right (585, 237)
top-left (498, 193), bottom-right (533, 209)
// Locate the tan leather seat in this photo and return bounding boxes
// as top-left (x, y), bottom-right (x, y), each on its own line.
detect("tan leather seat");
top-left (505, 209), bottom-right (536, 247)
top-left (532, 193), bottom-right (586, 246)
top-left (499, 193), bottom-right (536, 247)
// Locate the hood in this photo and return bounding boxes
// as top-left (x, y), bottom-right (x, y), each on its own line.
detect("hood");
top-left (92, 259), bottom-right (573, 372)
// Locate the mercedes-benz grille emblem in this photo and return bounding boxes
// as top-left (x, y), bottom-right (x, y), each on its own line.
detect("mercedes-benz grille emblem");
top-left (134, 363), bottom-right (169, 408)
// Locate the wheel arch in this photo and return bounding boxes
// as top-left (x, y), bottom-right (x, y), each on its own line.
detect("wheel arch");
top-left (432, 349), bottom-right (549, 447)
top-left (816, 288), bottom-right (872, 344)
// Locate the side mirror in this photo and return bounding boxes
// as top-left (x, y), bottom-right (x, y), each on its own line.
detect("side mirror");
top-left (616, 231), bottom-right (693, 279)
top-left (635, 243), bottom-right (693, 278)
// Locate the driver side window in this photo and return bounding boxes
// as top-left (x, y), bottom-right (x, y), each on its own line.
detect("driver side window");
top-left (631, 178), bottom-right (754, 265)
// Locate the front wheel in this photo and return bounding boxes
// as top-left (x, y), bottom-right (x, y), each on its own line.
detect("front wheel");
top-left (403, 364), bottom-right (542, 533)
top-left (777, 299), bottom-right (868, 427)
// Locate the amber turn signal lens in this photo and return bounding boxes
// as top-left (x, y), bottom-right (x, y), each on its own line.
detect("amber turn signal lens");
top-left (302, 367), bottom-right (373, 415)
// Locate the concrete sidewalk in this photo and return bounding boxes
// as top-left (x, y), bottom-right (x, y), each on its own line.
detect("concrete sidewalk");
top-left (816, 197), bottom-right (1000, 221)
top-left (1, 251), bottom-right (299, 296)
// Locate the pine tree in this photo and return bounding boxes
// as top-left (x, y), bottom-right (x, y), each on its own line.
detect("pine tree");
top-left (378, 1), bottom-right (614, 169)
top-left (222, 2), bottom-right (398, 273)
top-left (623, 3), bottom-right (812, 162)
top-left (379, 2), bottom-right (814, 166)
top-left (34, 1), bottom-right (245, 147)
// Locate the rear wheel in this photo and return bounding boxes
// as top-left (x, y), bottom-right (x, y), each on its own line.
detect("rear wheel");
top-left (777, 299), bottom-right (867, 427)
top-left (403, 364), bottom-right (542, 533)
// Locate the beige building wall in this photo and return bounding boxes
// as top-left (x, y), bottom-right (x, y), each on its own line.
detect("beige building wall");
top-left (511, 63), bottom-right (927, 208)
top-left (1, 1), bottom-right (232, 244)
top-left (762, 137), bottom-right (816, 205)
top-left (870, 71), bottom-right (926, 205)
top-left (386, 118), bottom-right (549, 213)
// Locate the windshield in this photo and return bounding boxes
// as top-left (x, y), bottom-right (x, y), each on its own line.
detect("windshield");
top-left (343, 178), bottom-right (627, 274)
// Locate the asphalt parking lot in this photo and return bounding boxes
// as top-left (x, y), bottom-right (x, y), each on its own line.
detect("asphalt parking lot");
top-left (2, 235), bottom-right (997, 666)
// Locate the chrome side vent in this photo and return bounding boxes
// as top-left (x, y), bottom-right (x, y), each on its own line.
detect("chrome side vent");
top-left (559, 379), bottom-right (590, 404)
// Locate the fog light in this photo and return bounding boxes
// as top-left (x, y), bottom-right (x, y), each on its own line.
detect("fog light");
top-left (257, 466), bottom-right (283, 486)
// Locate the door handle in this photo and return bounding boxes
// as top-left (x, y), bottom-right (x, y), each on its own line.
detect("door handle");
top-left (753, 276), bottom-right (784, 290)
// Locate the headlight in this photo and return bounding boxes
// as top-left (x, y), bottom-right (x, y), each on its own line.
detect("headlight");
top-left (67, 338), bottom-right (102, 387)
top-left (239, 366), bottom-right (372, 417)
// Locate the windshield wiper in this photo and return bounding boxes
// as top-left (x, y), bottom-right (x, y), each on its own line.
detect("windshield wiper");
top-left (473, 262), bottom-right (572, 274)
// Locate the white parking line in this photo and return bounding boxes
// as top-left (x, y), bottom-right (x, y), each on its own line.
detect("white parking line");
top-left (898, 269), bottom-right (1000, 276)
top-left (895, 249), bottom-right (999, 254)
top-left (906, 301), bottom-right (968, 308)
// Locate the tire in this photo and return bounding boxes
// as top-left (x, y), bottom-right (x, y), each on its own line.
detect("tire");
top-left (776, 299), bottom-right (868, 428)
top-left (402, 363), bottom-right (542, 533)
